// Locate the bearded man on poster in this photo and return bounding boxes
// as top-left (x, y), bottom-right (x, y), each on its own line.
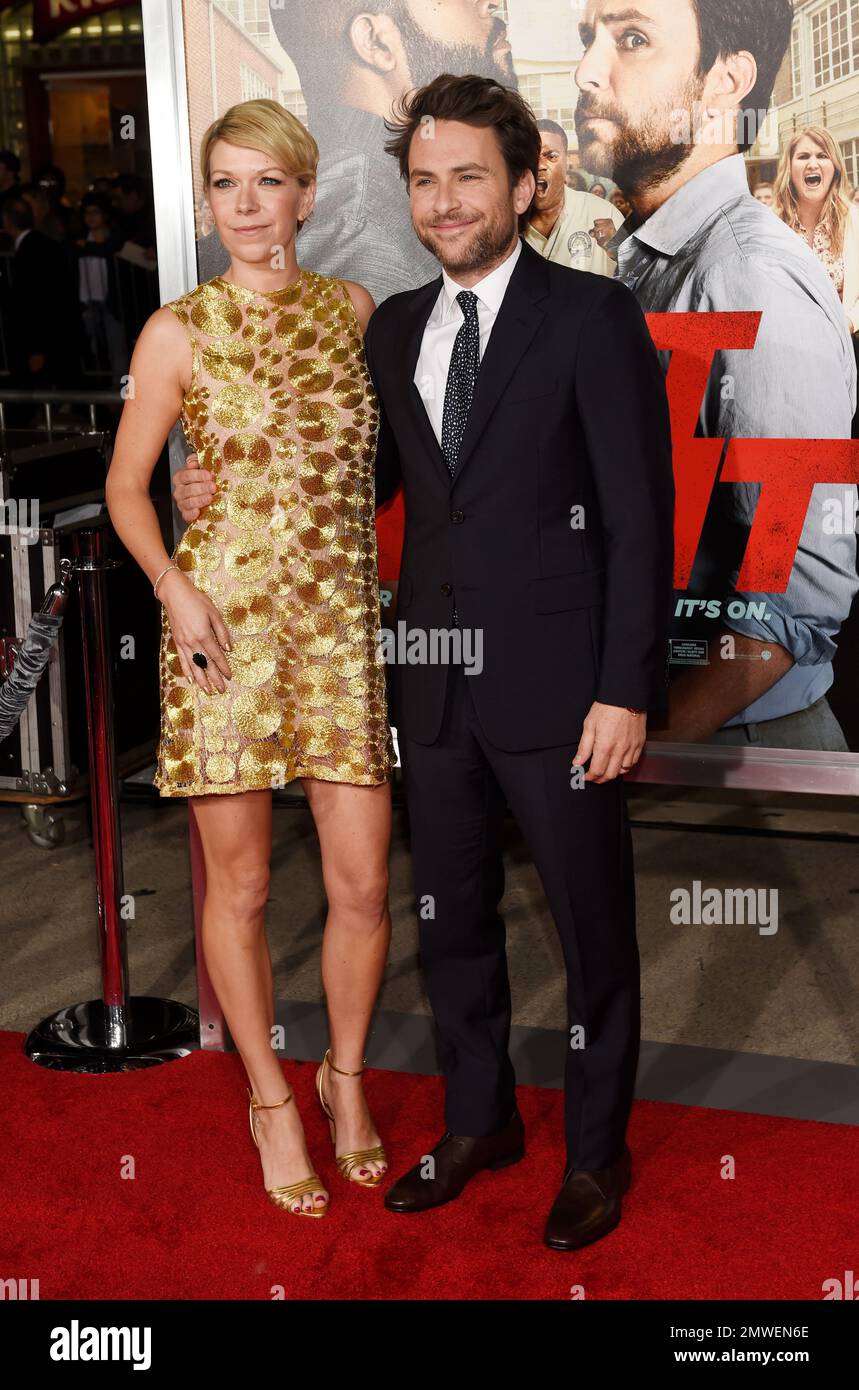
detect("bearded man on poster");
top-left (576, 0), bottom-right (859, 752)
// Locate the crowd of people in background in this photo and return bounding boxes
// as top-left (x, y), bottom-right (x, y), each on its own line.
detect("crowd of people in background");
top-left (0, 149), bottom-right (157, 396)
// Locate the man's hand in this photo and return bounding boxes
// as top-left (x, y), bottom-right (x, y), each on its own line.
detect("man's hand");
top-left (173, 454), bottom-right (215, 523)
top-left (573, 702), bottom-right (647, 783)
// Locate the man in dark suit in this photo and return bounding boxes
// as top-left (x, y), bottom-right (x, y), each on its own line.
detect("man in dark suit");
top-left (1, 195), bottom-right (80, 391)
top-left (366, 75), bottom-right (674, 1250)
top-left (172, 74), bottom-right (674, 1251)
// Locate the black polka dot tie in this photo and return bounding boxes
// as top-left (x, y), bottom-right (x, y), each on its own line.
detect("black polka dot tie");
top-left (441, 290), bottom-right (481, 479)
top-left (439, 290), bottom-right (480, 629)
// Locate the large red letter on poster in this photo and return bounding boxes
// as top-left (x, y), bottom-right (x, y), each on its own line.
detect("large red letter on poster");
top-left (647, 312), bottom-right (859, 591)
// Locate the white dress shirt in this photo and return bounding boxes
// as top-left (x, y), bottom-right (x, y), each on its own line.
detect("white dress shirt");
top-left (414, 238), bottom-right (522, 444)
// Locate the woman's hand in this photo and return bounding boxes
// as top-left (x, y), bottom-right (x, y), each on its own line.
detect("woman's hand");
top-left (158, 569), bottom-right (232, 692)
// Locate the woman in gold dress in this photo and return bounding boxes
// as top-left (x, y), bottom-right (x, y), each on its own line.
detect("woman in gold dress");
top-left (106, 100), bottom-right (394, 1218)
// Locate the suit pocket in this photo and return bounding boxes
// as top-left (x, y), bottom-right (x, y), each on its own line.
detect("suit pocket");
top-left (530, 569), bottom-right (605, 613)
top-left (505, 373), bottom-right (559, 404)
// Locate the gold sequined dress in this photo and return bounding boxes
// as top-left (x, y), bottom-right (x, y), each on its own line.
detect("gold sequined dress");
top-left (154, 269), bottom-right (393, 796)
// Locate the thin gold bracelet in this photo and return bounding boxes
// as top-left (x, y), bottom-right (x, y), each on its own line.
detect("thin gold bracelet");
top-left (153, 563), bottom-right (178, 599)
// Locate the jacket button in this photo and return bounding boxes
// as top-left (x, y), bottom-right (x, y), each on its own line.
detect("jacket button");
top-left (440, 582), bottom-right (453, 597)
top-left (450, 509), bottom-right (464, 524)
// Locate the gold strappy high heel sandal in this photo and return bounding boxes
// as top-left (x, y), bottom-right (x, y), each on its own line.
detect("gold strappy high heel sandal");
top-left (248, 1088), bottom-right (329, 1217)
top-left (315, 1049), bottom-right (387, 1188)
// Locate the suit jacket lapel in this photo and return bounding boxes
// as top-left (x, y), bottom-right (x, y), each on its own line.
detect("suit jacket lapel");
top-left (453, 245), bottom-right (548, 481)
top-left (402, 274), bottom-right (451, 487)
top-left (396, 240), bottom-right (550, 487)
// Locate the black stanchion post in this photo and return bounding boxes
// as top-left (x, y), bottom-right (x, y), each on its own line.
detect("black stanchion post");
top-left (25, 528), bottom-right (199, 1071)
top-left (79, 526), bottom-right (129, 1045)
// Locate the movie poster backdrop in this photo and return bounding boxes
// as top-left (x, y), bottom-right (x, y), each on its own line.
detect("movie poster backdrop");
top-left (177, 0), bottom-right (859, 769)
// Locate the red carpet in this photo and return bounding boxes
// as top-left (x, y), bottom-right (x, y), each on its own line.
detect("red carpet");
top-left (3, 1030), bottom-right (856, 1300)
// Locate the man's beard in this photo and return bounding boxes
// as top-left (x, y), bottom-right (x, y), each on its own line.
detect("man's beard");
top-left (392, 7), bottom-right (518, 90)
top-left (575, 75), bottom-right (704, 196)
top-left (416, 206), bottom-right (518, 277)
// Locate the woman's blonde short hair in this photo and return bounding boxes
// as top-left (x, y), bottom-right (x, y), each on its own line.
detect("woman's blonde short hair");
top-left (200, 98), bottom-right (318, 193)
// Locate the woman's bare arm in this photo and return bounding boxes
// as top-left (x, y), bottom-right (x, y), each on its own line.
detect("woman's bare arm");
top-left (105, 307), bottom-right (232, 690)
top-left (105, 305), bottom-right (190, 586)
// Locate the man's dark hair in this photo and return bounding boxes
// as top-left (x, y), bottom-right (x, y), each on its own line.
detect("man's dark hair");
top-left (81, 192), bottom-right (114, 218)
top-left (536, 119), bottom-right (568, 155)
top-left (113, 173), bottom-right (148, 200)
top-left (384, 74), bottom-right (540, 232)
top-left (0, 148), bottom-right (21, 177)
top-left (3, 196), bottom-right (35, 232)
top-left (35, 163), bottom-right (66, 196)
top-left (692, 0), bottom-right (793, 153)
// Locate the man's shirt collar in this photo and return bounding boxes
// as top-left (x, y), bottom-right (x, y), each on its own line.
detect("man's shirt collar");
top-left (608, 153), bottom-right (751, 260)
top-left (440, 237), bottom-right (522, 320)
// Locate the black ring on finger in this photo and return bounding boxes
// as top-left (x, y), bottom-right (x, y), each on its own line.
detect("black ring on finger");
top-left (192, 651), bottom-right (209, 670)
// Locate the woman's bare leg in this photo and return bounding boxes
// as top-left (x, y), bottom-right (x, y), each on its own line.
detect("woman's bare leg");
top-left (192, 789), bottom-right (328, 1214)
top-left (302, 778), bottom-right (392, 1179)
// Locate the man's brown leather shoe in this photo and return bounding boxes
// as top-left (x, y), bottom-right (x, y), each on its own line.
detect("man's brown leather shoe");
top-left (543, 1145), bottom-right (632, 1251)
top-left (384, 1110), bottom-right (525, 1213)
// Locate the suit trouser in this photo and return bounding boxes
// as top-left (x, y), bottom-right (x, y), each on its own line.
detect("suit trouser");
top-left (398, 661), bottom-right (640, 1171)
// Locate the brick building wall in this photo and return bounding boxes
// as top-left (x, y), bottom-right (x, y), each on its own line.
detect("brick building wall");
top-left (769, 0), bottom-right (859, 185)
top-left (183, 0), bottom-right (282, 229)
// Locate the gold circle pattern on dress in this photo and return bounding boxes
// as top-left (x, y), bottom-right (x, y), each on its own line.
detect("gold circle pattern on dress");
top-left (153, 268), bottom-right (393, 797)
